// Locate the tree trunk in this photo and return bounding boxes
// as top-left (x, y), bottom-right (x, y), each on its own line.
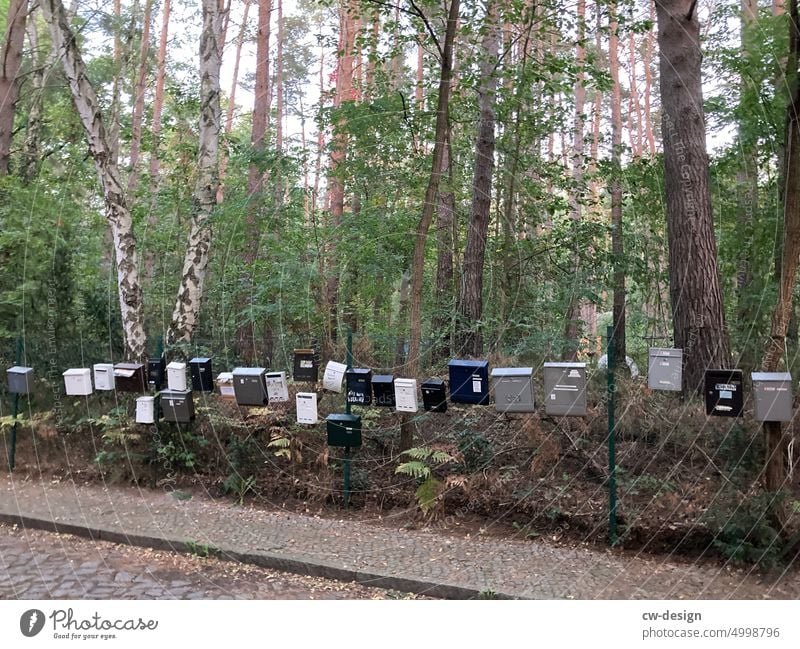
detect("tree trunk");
top-left (761, 0), bottom-right (800, 530)
top-left (149, 0), bottom-right (171, 185)
top-left (41, 0), bottom-right (147, 360)
top-left (167, 0), bottom-right (223, 344)
top-left (22, 6), bottom-right (46, 182)
top-left (656, 0), bottom-right (731, 392)
top-left (275, 0), bottom-right (284, 153)
top-left (610, 2), bottom-right (626, 362)
top-left (432, 131), bottom-right (455, 362)
top-left (628, 31), bottom-right (644, 157)
top-left (563, 0), bottom-right (587, 360)
top-left (643, 3), bottom-right (657, 155)
top-left (456, 1), bottom-right (499, 358)
top-left (0, 0), bottom-right (28, 175)
top-left (217, 0), bottom-right (251, 203)
top-left (127, 0), bottom-right (154, 194)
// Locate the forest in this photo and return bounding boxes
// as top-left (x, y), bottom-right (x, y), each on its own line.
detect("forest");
top-left (2, 0), bottom-right (800, 567)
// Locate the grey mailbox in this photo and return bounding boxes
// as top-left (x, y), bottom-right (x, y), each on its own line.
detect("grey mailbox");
top-left (752, 372), bottom-right (793, 422)
top-left (491, 367), bottom-right (535, 413)
top-left (543, 362), bottom-right (587, 416)
top-left (232, 367), bottom-right (268, 406)
top-left (648, 348), bottom-right (683, 392)
top-left (7, 366), bottom-right (33, 395)
top-left (159, 389), bottom-right (195, 423)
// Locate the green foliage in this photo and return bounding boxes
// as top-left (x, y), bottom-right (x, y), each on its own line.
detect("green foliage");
top-left (221, 474), bottom-right (256, 506)
top-left (396, 447), bottom-right (456, 515)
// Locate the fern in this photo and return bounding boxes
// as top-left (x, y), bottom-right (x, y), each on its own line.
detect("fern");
top-left (415, 478), bottom-right (442, 514)
top-left (396, 461), bottom-right (431, 480)
top-left (267, 435), bottom-right (291, 459)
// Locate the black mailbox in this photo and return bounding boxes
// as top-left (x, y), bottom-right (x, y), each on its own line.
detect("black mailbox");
top-left (705, 369), bottom-right (744, 417)
top-left (325, 413), bottom-right (362, 447)
top-left (293, 348), bottom-right (319, 382)
top-left (421, 378), bottom-right (447, 412)
top-left (346, 368), bottom-right (372, 406)
top-left (160, 389), bottom-right (195, 423)
top-left (372, 374), bottom-right (395, 407)
top-left (148, 356), bottom-right (166, 391)
top-left (189, 357), bottom-right (214, 392)
top-left (114, 363), bottom-right (147, 393)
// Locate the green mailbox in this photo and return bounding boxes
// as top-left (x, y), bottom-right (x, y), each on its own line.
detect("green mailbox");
top-left (325, 413), bottom-right (362, 448)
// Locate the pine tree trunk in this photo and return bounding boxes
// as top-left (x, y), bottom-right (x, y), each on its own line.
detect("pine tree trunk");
top-left (643, 3), bottom-right (657, 155)
top-left (41, 0), bottom-right (146, 360)
top-left (127, 0), bottom-right (154, 194)
top-left (167, 0), bottom-right (223, 344)
top-left (22, 7), bottom-right (46, 182)
top-left (149, 0), bottom-right (171, 185)
top-left (0, 0), bottom-right (28, 175)
top-left (656, 0), bottom-right (731, 391)
top-left (432, 132), bottom-right (455, 362)
top-left (610, 2), bottom-right (626, 362)
top-left (456, 1), bottom-right (499, 358)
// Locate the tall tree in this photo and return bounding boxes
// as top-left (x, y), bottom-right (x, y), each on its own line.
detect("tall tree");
top-left (149, 0), bottom-right (171, 185)
top-left (167, 0), bottom-right (224, 343)
top-left (610, 1), bottom-right (626, 362)
top-left (761, 0), bottom-right (800, 528)
top-left (456, 0), bottom-right (500, 357)
top-left (40, 0), bottom-right (147, 359)
top-left (127, 0), bottom-right (154, 194)
top-left (655, 0), bottom-right (731, 391)
top-left (0, 0), bottom-right (28, 175)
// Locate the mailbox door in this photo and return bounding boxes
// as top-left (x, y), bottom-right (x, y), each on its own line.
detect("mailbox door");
top-left (494, 377), bottom-right (534, 413)
top-left (647, 349), bottom-right (683, 392)
top-left (752, 373), bottom-right (793, 422)
top-left (293, 350), bottom-right (318, 382)
top-left (266, 373), bottom-right (289, 402)
top-left (704, 370), bottom-right (744, 417)
top-left (394, 379), bottom-right (418, 413)
top-left (544, 365), bottom-right (587, 416)
top-left (421, 380), bottom-right (448, 412)
top-left (326, 415), bottom-right (362, 447)
top-left (296, 392), bottom-right (318, 424)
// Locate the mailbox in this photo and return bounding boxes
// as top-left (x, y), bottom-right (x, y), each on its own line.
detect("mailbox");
top-left (160, 389), bottom-right (195, 423)
top-left (266, 371), bottom-right (289, 402)
top-left (751, 372), bottom-right (793, 422)
top-left (421, 378), bottom-right (447, 412)
top-left (232, 367), bottom-right (268, 406)
top-left (136, 395), bottom-right (158, 424)
top-left (148, 356), bottom-right (166, 391)
top-left (167, 361), bottom-right (188, 391)
top-left (217, 372), bottom-right (235, 399)
top-left (491, 367), bottom-right (535, 413)
top-left (394, 378), bottom-right (418, 413)
top-left (7, 366), bottom-right (33, 395)
top-left (63, 368), bottom-right (93, 396)
top-left (543, 362), bottom-right (587, 416)
top-left (114, 363), bottom-right (146, 393)
top-left (448, 359), bottom-right (490, 405)
top-left (346, 368), bottom-right (372, 405)
top-left (648, 348), bottom-right (683, 392)
top-left (704, 369), bottom-right (744, 417)
top-left (323, 360), bottom-right (347, 393)
top-left (296, 392), bottom-right (318, 424)
top-left (93, 363), bottom-right (115, 391)
top-left (372, 375), bottom-right (396, 407)
top-left (325, 413), bottom-right (362, 447)
top-left (293, 348), bottom-right (318, 382)
top-left (189, 357), bottom-right (214, 392)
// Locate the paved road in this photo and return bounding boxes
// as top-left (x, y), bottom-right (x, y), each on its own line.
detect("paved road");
top-left (0, 476), bottom-right (797, 599)
top-left (0, 524), bottom-right (417, 599)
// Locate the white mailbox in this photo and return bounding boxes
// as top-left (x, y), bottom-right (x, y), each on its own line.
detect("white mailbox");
top-left (166, 361), bottom-right (188, 391)
top-left (296, 392), bottom-right (318, 424)
top-left (217, 372), bottom-right (235, 399)
top-left (136, 395), bottom-right (157, 424)
top-left (93, 363), bottom-right (115, 391)
top-left (394, 378), bottom-right (419, 413)
top-left (266, 371), bottom-right (289, 402)
top-left (63, 368), bottom-right (93, 396)
top-left (323, 361), bottom-right (347, 393)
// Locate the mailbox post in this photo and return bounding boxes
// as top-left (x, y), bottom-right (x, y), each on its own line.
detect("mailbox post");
top-left (6, 338), bottom-right (23, 471)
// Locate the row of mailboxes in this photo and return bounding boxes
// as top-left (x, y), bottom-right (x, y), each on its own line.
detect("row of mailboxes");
top-left (703, 370), bottom-right (794, 422)
top-left (135, 390), bottom-right (196, 424)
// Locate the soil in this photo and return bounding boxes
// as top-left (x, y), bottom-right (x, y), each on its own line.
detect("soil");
top-left (4, 377), bottom-right (800, 570)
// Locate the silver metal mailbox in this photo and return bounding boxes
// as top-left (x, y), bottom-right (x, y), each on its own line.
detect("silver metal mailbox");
top-left (160, 389), bottom-right (195, 423)
top-left (7, 366), bottom-right (33, 395)
top-left (266, 371), bottom-right (289, 402)
top-left (752, 372), bottom-right (793, 422)
top-left (491, 367), bottom-right (535, 413)
top-left (648, 348), bottom-right (683, 392)
top-left (543, 362), bottom-right (587, 416)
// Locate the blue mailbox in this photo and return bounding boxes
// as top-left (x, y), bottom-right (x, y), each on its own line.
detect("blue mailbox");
top-left (447, 359), bottom-right (490, 405)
